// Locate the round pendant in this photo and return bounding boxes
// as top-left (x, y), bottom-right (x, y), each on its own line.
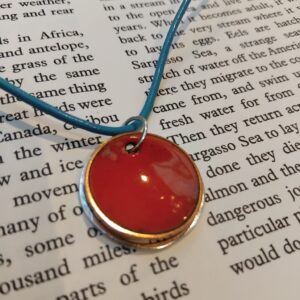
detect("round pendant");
top-left (80, 133), bottom-right (204, 249)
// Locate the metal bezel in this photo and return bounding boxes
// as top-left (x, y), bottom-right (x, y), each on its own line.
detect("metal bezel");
top-left (81, 133), bottom-right (204, 249)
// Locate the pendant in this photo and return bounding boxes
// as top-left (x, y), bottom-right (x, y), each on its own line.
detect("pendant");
top-left (80, 132), bottom-right (204, 249)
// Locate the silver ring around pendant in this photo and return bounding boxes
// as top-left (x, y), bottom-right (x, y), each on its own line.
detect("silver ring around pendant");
top-left (124, 116), bottom-right (148, 153)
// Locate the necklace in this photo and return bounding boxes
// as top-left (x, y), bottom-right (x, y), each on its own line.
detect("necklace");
top-left (0, 0), bottom-right (204, 249)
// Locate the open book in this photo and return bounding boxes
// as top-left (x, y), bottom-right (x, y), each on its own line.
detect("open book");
top-left (0, 0), bottom-right (300, 299)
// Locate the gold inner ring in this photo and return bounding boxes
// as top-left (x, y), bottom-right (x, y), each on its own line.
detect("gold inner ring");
top-left (83, 133), bottom-right (205, 248)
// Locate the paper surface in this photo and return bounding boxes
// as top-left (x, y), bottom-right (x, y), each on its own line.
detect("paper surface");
top-left (0, 0), bottom-right (300, 299)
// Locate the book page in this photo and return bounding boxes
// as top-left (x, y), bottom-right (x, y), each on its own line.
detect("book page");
top-left (0, 0), bottom-right (300, 299)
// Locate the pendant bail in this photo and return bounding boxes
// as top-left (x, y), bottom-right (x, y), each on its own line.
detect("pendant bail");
top-left (124, 116), bottom-right (148, 153)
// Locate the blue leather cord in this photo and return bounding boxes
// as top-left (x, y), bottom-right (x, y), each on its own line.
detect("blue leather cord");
top-left (0, 0), bottom-right (191, 136)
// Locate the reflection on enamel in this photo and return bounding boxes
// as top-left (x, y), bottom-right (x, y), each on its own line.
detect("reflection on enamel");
top-left (175, 202), bottom-right (181, 208)
top-left (141, 174), bottom-right (149, 183)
